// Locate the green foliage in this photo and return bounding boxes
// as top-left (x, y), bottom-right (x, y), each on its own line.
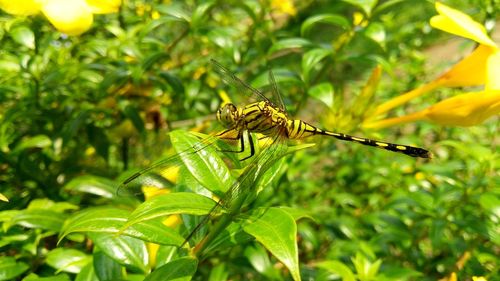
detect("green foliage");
top-left (1, 1), bottom-right (499, 281)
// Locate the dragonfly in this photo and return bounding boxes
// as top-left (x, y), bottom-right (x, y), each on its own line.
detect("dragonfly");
top-left (119, 59), bottom-right (431, 253)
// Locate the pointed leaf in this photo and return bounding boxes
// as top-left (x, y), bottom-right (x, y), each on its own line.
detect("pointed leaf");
top-left (301, 14), bottom-right (350, 36)
top-left (59, 207), bottom-right (185, 246)
top-left (9, 209), bottom-right (65, 231)
top-left (268, 38), bottom-right (313, 56)
top-left (314, 260), bottom-right (356, 281)
top-left (10, 26), bottom-right (35, 49)
top-left (244, 208), bottom-right (300, 281)
top-left (122, 192), bottom-right (216, 231)
top-left (90, 233), bottom-right (149, 273)
top-left (46, 249), bottom-right (90, 274)
top-left (308, 83), bottom-right (334, 109)
top-left (302, 48), bottom-right (332, 85)
top-left (171, 130), bottom-right (232, 194)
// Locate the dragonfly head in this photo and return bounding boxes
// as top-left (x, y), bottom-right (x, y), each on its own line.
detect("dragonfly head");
top-left (217, 103), bottom-right (238, 127)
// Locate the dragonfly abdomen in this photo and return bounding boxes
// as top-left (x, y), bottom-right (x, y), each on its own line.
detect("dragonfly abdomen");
top-left (286, 119), bottom-right (431, 158)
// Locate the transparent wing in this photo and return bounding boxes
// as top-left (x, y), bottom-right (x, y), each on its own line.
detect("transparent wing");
top-left (211, 59), bottom-right (285, 111)
top-left (117, 129), bottom-right (240, 198)
top-left (182, 128), bottom-right (289, 249)
top-left (267, 68), bottom-right (287, 112)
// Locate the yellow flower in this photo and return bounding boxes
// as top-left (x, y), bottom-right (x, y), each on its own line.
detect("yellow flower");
top-left (472, 277), bottom-right (488, 281)
top-left (0, 0), bottom-right (121, 36)
top-left (366, 91), bottom-right (500, 128)
top-left (271, 0), bottom-right (297, 16)
top-left (0, 0), bottom-right (41, 15)
top-left (364, 2), bottom-right (500, 128)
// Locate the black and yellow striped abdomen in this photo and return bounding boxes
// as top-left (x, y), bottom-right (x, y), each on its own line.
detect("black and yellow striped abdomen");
top-left (286, 119), bottom-right (431, 158)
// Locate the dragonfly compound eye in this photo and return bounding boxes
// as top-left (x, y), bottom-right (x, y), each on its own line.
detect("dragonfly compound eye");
top-left (217, 103), bottom-right (238, 127)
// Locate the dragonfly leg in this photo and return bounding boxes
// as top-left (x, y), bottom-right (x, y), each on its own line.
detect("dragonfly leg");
top-left (217, 129), bottom-right (246, 154)
top-left (240, 132), bottom-right (255, 161)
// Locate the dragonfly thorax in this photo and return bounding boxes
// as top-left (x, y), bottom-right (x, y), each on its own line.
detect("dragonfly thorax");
top-left (216, 103), bottom-right (239, 128)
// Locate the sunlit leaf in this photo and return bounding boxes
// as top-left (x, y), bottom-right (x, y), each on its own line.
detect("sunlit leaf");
top-left (59, 207), bottom-right (185, 246)
top-left (171, 130), bottom-right (232, 194)
top-left (244, 208), bottom-right (299, 281)
top-left (90, 233), bottom-right (149, 274)
top-left (10, 26), bottom-right (35, 49)
top-left (121, 192), bottom-right (216, 231)
top-left (308, 82), bottom-right (334, 109)
top-left (46, 248), bottom-right (90, 274)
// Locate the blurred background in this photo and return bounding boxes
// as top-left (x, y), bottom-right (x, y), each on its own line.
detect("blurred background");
top-left (0, 0), bottom-right (498, 280)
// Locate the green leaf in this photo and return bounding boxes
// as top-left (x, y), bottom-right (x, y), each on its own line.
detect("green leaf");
top-left (59, 207), bottom-right (185, 246)
top-left (10, 26), bottom-right (35, 49)
top-left (277, 207), bottom-right (316, 222)
top-left (351, 252), bottom-right (382, 280)
top-left (191, 2), bottom-right (215, 29)
top-left (244, 208), bottom-right (300, 281)
top-left (62, 110), bottom-right (90, 145)
top-left (341, 0), bottom-right (378, 15)
top-left (314, 260), bottom-right (356, 281)
top-left (301, 14), bottom-right (351, 36)
top-left (23, 273), bottom-right (71, 281)
top-left (244, 245), bottom-right (281, 280)
top-left (0, 257), bottom-right (29, 281)
top-left (302, 48), bottom-right (332, 85)
top-left (364, 22), bottom-right (386, 47)
top-left (64, 175), bottom-right (119, 199)
top-left (157, 3), bottom-right (191, 22)
top-left (46, 248), bottom-right (90, 274)
top-left (144, 257), bottom-right (198, 281)
top-left (122, 192), bottom-right (216, 231)
top-left (251, 69), bottom-right (302, 90)
top-left (93, 251), bottom-right (123, 281)
top-left (9, 209), bottom-right (66, 231)
top-left (12, 135), bottom-right (51, 154)
top-left (75, 261), bottom-right (99, 281)
top-left (91, 233), bottom-right (149, 274)
top-left (479, 193), bottom-right (500, 217)
top-left (159, 71), bottom-right (185, 94)
top-left (268, 38), bottom-right (312, 57)
top-left (308, 83), bottom-right (334, 109)
top-left (171, 130), bottom-right (232, 194)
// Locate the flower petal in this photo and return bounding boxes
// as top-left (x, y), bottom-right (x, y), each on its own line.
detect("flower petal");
top-left (486, 49), bottom-right (500, 91)
top-left (373, 81), bottom-right (441, 116)
top-left (366, 91), bottom-right (500, 128)
top-left (0, 0), bottom-right (41, 15)
top-left (436, 45), bottom-right (493, 87)
top-left (430, 2), bottom-right (496, 47)
top-left (85, 0), bottom-right (121, 14)
top-left (42, 0), bottom-right (93, 36)
top-left (425, 90), bottom-right (500, 126)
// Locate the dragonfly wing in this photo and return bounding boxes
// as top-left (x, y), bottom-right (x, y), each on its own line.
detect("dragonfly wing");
top-left (183, 129), bottom-right (289, 248)
top-left (267, 68), bottom-right (287, 113)
top-left (210, 59), bottom-right (278, 107)
top-left (117, 130), bottom-right (238, 198)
